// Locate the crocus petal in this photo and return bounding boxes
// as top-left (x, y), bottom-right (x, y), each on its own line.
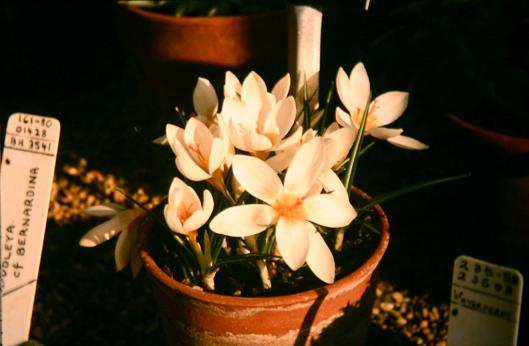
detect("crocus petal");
top-left (193, 77), bottom-right (218, 118)
top-left (263, 96), bottom-right (296, 143)
top-left (79, 216), bottom-right (122, 247)
top-left (273, 126), bottom-right (303, 152)
top-left (232, 155), bottom-right (282, 204)
top-left (210, 204), bottom-right (275, 237)
top-left (152, 134), bottom-right (168, 145)
top-left (208, 137), bottom-right (226, 174)
top-left (170, 177), bottom-right (201, 209)
top-left (304, 193), bottom-right (357, 228)
top-left (349, 62), bottom-right (370, 111)
top-left (266, 150), bottom-right (295, 173)
top-left (369, 91), bottom-right (409, 128)
top-left (336, 67), bottom-right (356, 113)
top-left (238, 131), bottom-right (272, 152)
top-left (271, 73), bottom-right (291, 101)
top-left (166, 123), bottom-right (185, 155)
top-left (284, 138), bottom-right (326, 197)
top-left (173, 139), bottom-right (211, 181)
top-left (201, 189), bottom-right (214, 220)
top-left (185, 118), bottom-right (214, 163)
top-left (319, 169), bottom-right (349, 200)
top-left (306, 231), bottom-right (335, 283)
top-left (164, 204), bottom-right (185, 234)
top-left (387, 135), bottom-right (430, 150)
top-left (275, 218), bottom-right (311, 270)
top-left (183, 210), bottom-right (209, 233)
top-left (114, 228), bottom-right (131, 272)
top-left (325, 127), bottom-right (356, 166)
top-left (224, 71), bottom-right (241, 99)
top-left (241, 72), bottom-right (267, 112)
top-left (84, 204), bottom-right (122, 217)
top-left (335, 106), bottom-right (353, 128)
top-left (128, 229), bottom-right (142, 277)
top-left (369, 127), bottom-right (404, 140)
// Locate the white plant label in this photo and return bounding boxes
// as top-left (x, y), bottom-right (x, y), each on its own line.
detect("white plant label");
top-left (447, 255), bottom-right (523, 346)
top-left (1, 113), bottom-right (60, 346)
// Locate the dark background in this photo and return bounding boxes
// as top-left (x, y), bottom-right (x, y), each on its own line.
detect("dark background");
top-left (1, 0), bottom-right (528, 344)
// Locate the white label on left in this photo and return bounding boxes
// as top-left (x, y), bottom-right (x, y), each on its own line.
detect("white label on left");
top-left (1, 113), bottom-right (60, 346)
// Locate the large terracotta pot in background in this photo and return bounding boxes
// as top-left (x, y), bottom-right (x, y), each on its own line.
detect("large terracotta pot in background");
top-left (117, 5), bottom-right (288, 127)
top-left (448, 114), bottom-right (529, 251)
top-left (117, 5), bottom-right (287, 66)
top-left (137, 188), bottom-right (390, 346)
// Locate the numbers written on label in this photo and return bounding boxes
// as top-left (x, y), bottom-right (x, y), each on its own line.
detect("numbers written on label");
top-left (7, 134), bottom-right (54, 154)
top-left (15, 126), bottom-right (47, 138)
top-left (456, 259), bottom-right (518, 297)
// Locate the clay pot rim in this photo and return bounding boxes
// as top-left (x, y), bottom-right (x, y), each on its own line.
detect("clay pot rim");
top-left (447, 114), bottom-right (529, 156)
top-left (138, 186), bottom-right (390, 307)
top-left (119, 3), bottom-right (287, 24)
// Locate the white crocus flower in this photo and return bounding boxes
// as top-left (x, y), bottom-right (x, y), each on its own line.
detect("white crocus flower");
top-left (80, 204), bottom-right (146, 277)
top-left (164, 178), bottom-right (216, 290)
top-left (221, 71), bottom-right (295, 158)
top-left (210, 138), bottom-right (357, 283)
top-left (164, 178), bottom-right (214, 239)
top-left (336, 62), bottom-right (429, 150)
top-left (166, 117), bottom-right (231, 194)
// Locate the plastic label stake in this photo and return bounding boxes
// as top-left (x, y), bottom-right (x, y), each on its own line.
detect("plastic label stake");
top-left (1, 113), bottom-right (60, 346)
top-left (447, 255), bottom-right (523, 346)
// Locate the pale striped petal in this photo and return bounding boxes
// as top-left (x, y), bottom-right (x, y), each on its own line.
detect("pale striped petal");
top-left (193, 77), bottom-right (218, 118)
top-left (224, 71), bottom-right (241, 99)
top-left (173, 139), bottom-right (210, 181)
top-left (114, 229), bottom-right (131, 272)
top-left (304, 193), bottom-right (356, 228)
top-left (335, 106), bottom-right (353, 128)
top-left (201, 189), bottom-right (214, 220)
top-left (271, 73), bottom-right (291, 101)
top-left (208, 137), bottom-right (226, 173)
top-left (164, 203), bottom-right (185, 234)
top-left (284, 138), bottom-right (326, 197)
top-left (232, 155), bottom-right (282, 204)
top-left (306, 231), bottom-right (335, 283)
top-left (84, 204), bottom-right (122, 217)
top-left (369, 127), bottom-right (403, 140)
top-left (275, 218), bottom-right (311, 270)
top-left (349, 62), bottom-right (370, 112)
top-left (210, 204), bottom-right (275, 237)
top-left (183, 210), bottom-right (209, 233)
top-left (79, 216), bottom-right (122, 247)
top-left (325, 127), bottom-right (356, 166)
top-left (336, 67), bottom-right (355, 113)
top-left (370, 91), bottom-right (409, 128)
top-left (263, 96), bottom-right (296, 144)
top-left (319, 169), bottom-right (348, 200)
top-left (266, 150), bottom-right (295, 173)
top-left (387, 135), bottom-right (430, 150)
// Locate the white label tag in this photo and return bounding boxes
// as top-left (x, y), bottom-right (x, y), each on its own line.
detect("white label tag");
top-left (1, 113), bottom-right (60, 346)
top-left (447, 255), bottom-right (523, 346)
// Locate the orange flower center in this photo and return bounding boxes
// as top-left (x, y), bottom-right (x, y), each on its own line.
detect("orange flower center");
top-left (353, 98), bottom-right (380, 132)
top-left (271, 192), bottom-right (306, 221)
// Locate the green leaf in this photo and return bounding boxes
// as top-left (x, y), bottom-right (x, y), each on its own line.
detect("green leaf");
top-left (343, 92), bottom-right (372, 192)
top-left (208, 253), bottom-right (279, 273)
top-left (357, 173), bottom-right (470, 213)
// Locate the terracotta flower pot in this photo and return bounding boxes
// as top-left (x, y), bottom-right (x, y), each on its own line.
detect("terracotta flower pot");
top-left (137, 188), bottom-right (390, 345)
